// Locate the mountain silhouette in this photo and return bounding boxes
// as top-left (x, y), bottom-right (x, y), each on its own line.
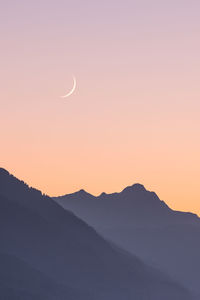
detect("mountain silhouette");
top-left (54, 183), bottom-right (200, 295)
top-left (0, 252), bottom-right (87, 300)
top-left (0, 168), bottom-right (195, 299)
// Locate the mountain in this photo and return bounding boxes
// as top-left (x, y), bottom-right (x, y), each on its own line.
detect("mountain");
top-left (0, 168), bottom-right (195, 300)
top-left (0, 252), bottom-right (85, 300)
top-left (54, 183), bottom-right (200, 295)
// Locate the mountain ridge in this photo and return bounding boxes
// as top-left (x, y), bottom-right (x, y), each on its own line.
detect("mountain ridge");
top-left (1, 168), bottom-right (195, 299)
top-left (54, 183), bottom-right (200, 295)
top-left (55, 183), bottom-right (199, 221)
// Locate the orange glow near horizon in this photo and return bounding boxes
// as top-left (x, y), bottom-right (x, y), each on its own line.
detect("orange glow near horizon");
top-left (1, 1), bottom-right (200, 215)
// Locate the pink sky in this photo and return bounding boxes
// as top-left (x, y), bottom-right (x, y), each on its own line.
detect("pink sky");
top-left (1, 0), bottom-right (200, 214)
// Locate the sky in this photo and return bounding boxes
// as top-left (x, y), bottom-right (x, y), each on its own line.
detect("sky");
top-left (1, 0), bottom-right (200, 215)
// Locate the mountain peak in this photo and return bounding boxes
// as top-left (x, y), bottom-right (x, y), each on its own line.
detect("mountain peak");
top-left (99, 192), bottom-right (107, 197)
top-left (77, 189), bottom-right (90, 195)
top-left (77, 188), bottom-right (85, 193)
top-left (122, 183), bottom-right (146, 193)
top-left (66, 189), bottom-right (94, 200)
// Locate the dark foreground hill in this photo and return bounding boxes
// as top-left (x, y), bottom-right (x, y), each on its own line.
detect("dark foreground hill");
top-left (0, 252), bottom-right (86, 300)
top-left (0, 169), bottom-right (195, 300)
top-left (54, 184), bottom-right (200, 295)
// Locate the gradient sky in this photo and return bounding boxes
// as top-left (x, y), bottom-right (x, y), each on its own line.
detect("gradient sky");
top-left (1, 1), bottom-right (200, 215)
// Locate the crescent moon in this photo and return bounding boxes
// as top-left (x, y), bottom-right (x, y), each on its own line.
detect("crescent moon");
top-left (61, 76), bottom-right (76, 98)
